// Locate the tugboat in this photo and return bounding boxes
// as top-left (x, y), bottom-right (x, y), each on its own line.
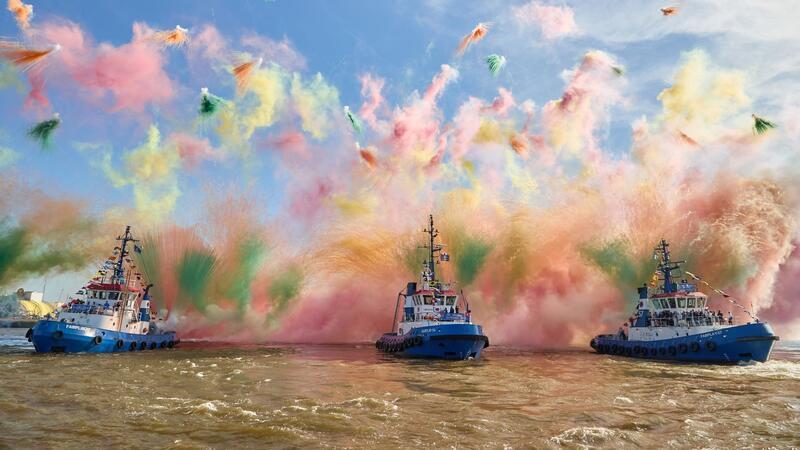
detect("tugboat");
top-left (375, 215), bottom-right (489, 360)
top-left (27, 226), bottom-right (178, 353)
top-left (591, 239), bottom-right (779, 363)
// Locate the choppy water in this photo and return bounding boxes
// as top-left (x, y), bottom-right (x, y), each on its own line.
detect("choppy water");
top-left (1, 328), bottom-right (798, 449)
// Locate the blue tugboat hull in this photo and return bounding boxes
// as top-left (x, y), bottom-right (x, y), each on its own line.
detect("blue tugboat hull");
top-left (376, 323), bottom-right (488, 360)
top-left (30, 319), bottom-right (178, 354)
top-left (591, 322), bottom-right (777, 364)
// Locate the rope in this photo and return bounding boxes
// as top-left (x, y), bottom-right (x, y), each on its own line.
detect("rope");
top-left (684, 271), bottom-right (757, 321)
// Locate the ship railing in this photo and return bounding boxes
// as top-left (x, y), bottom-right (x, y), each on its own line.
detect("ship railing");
top-left (648, 315), bottom-right (731, 328)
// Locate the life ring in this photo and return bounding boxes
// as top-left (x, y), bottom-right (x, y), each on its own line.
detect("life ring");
top-left (53, 330), bottom-right (64, 339)
top-left (690, 342), bottom-right (700, 352)
top-left (116, 339), bottom-right (124, 349)
top-left (705, 340), bottom-right (717, 351)
top-left (129, 342), bottom-right (137, 351)
top-left (678, 343), bottom-right (688, 354)
top-left (668, 346), bottom-right (677, 356)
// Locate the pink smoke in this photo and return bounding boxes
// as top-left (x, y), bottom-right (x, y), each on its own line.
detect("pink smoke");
top-left (389, 64), bottom-right (458, 153)
top-left (482, 87), bottom-right (516, 117)
top-left (39, 21), bottom-right (175, 114)
top-left (358, 73), bottom-right (386, 131)
top-left (241, 33), bottom-right (306, 71)
top-left (170, 133), bottom-right (218, 169)
top-left (513, 1), bottom-right (580, 40)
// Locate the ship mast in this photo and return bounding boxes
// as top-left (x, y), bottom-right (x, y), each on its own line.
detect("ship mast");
top-left (654, 239), bottom-right (684, 293)
top-left (114, 226), bottom-right (139, 285)
top-left (423, 214), bottom-right (441, 283)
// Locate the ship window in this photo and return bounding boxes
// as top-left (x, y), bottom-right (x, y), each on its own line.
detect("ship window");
top-left (687, 298), bottom-right (695, 308)
top-left (99, 291), bottom-right (106, 300)
top-left (447, 296), bottom-right (456, 305)
top-left (668, 298), bottom-right (676, 308)
top-left (677, 298), bottom-right (686, 308)
top-left (109, 292), bottom-right (119, 300)
top-left (697, 298), bottom-right (705, 308)
top-left (423, 295), bottom-right (433, 305)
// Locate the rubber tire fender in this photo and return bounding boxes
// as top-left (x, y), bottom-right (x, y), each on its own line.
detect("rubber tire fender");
top-left (53, 330), bottom-right (64, 339)
top-left (414, 336), bottom-right (423, 346)
top-left (25, 328), bottom-right (33, 341)
top-left (691, 342), bottom-right (700, 352)
top-left (678, 343), bottom-right (688, 354)
top-left (167, 341), bottom-right (174, 348)
top-left (116, 339), bottom-right (124, 349)
top-left (611, 344), bottom-right (618, 353)
top-left (150, 342), bottom-right (157, 350)
top-left (705, 340), bottom-right (717, 351)
top-left (668, 346), bottom-right (677, 356)
top-left (129, 342), bottom-right (137, 351)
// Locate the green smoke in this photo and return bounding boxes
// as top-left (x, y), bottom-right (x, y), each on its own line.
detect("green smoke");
top-left (402, 244), bottom-right (429, 276)
top-left (176, 248), bottom-right (217, 312)
top-left (265, 266), bottom-right (303, 327)
top-left (136, 233), bottom-right (162, 302)
top-left (582, 239), bottom-right (652, 292)
top-left (454, 236), bottom-right (492, 286)
top-left (0, 219), bottom-right (96, 289)
top-left (226, 237), bottom-right (267, 315)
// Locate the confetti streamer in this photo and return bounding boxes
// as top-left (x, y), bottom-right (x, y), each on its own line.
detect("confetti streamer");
top-left (151, 25), bottom-right (190, 47)
top-left (660, 6), bottom-right (679, 16)
top-left (456, 22), bottom-right (489, 55)
top-left (486, 54), bottom-right (506, 77)
top-left (26, 112), bottom-right (60, 148)
top-left (751, 114), bottom-right (776, 135)
top-left (232, 57), bottom-right (262, 94)
top-left (199, 87), bottom-right (226, 117)
top-left (344, 105), bottom-right (362, 135)
top-left (0, 40), bottom-right (60, 72)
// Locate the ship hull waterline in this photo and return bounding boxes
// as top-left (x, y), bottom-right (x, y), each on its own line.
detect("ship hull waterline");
top-left (377, 324), bottom-right (489, 360)
top-left (30, 319), bottom-right (178, 354)
top-left (591, 322), bottom-right (778, 364)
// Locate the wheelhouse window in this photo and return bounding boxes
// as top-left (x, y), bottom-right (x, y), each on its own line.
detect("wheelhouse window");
top-left (423, 295), bottom-right (433, 305)
top-left (668, 298), bottom-right (676, 309)
top-left (697, 298), bottom-right (705, 308)
top-left (677, 298), bottom-right (686, 308)
top-left (687, 298), bottom-right (695, 308)
top-left (109, 292), bottom-right (119, 300)
top-left (446, 296), bottom-right (457, 306)
top-left (99, 291), bottom-right (106, 300)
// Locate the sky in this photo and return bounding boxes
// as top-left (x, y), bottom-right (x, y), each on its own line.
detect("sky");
top-left (1, 0), bottom-right (799, 343)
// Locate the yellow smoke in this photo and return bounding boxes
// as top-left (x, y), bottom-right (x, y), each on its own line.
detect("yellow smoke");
top-left (290, 72), bottom-right (340, 140)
